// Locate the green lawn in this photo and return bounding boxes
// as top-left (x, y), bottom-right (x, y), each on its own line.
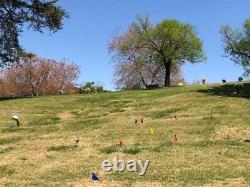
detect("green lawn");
top-left (0, 83), bottom-right (250, 186)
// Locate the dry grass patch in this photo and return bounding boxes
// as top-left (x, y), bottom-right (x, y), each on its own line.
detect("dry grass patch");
top-left (204, 177), bottom-right (248, 187)
top-left (215, 126), bottom-right (250, 140)
top-left (58, 111), bottom-right (74, 121)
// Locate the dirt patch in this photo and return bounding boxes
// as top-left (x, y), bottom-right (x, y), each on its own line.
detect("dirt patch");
top-left (74, 179), bottom-right (123, 187)
top-left (215, 126), bottom-right (250, 139)
top-left (204, 177), bottom-right (248, 187)
top-left (58, 111), bottom-right (73, 121)
top-left (133, 182), bottom-right (164, 187)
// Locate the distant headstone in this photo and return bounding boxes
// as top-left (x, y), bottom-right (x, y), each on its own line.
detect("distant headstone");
top-left (177, 82), bottom-right (184, 87)
top-left (238, 77), bottom-right (243, 82)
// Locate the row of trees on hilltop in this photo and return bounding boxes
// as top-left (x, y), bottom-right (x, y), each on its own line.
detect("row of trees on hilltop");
top-left (109, 16), bottom-right (250, 89)
top-left (0, 1), bottom-right (249, 92)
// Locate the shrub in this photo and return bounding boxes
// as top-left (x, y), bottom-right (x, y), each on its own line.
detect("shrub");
top-left (79, 82), bottom-right (104, 94)
top-left (238, 77), bottom-right (243, 81)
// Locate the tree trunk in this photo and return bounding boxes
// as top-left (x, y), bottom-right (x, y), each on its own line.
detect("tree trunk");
top-left (164, 60), bottom-right (171, 87)
top-left (139, 71), bottom-right (148, 88)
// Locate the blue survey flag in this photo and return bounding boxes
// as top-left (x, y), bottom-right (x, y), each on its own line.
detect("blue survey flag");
top-left (92, 172), bottom-right (99, 181)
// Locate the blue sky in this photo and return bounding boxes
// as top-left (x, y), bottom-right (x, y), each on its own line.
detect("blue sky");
top-left (20, 0), bottom-right (250, 90)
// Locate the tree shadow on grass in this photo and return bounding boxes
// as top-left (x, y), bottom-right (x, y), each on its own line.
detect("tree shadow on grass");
top-left (196, 82), bottom-right (250, 99)
top-left (0, 96), bottom-right (33, 101)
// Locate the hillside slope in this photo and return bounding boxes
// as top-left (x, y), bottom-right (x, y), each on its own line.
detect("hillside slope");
top-left (0, 83), bottom-right (250, 186)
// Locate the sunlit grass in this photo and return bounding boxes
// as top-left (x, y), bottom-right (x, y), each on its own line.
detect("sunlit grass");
top-left (0, 82), bottom-right (249, 186)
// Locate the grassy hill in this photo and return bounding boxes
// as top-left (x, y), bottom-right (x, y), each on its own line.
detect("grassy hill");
top-left (0, 82), bottom-right (250, 186)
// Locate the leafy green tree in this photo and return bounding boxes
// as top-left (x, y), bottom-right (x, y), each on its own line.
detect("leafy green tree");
top-left (131, 16), bottom-right (206, 87)
top-left (220, 18), bottom-right (250, 76)
top-left (109, 16), bottom-right (205, 87)
top-left (109, 27), bottom-right (185, 89)
top-left (0, 0), bottom-right (68, 67)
